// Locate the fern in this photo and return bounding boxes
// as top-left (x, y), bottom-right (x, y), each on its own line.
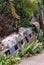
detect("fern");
top-left (9, 0), bottom-right (20, 19)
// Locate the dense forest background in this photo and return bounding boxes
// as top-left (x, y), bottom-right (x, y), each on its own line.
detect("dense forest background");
top-left (0, 0), bottom-right (44, 37)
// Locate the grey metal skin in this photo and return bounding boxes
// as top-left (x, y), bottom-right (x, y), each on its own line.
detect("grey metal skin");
top-left (31, 14), bottom-right (40, 33)
top-left (31, 22), bottom-right (40, 33)
top-left (26, 28), bottom-right (37, 44)
top-left (0, 28), bottom-right (26, 55)
top-left (19, 27), bottom-right (37, 45)
top-left (1, 27), bottom-right (28, 48)
top-left (0, 27), bottom-right (37, 55)
top-left (19, 27), bottom-right (30, 44)
top-left (1, 34), bottom-right (22, 55)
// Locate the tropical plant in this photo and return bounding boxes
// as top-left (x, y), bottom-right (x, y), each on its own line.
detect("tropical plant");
top-left (0, 54), bottom-right (21, 65)
top-left (38, 30), bottom-right (44, 45)
top-left (0, 0), bottom-right (43, 30)
top-left (18, 41), bottom-right (42, 57)
top-left (0, 41), bottom-right (43, 65)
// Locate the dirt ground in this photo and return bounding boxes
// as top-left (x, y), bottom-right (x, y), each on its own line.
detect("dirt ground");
top-left (15, 50), bottom-right (44, 65)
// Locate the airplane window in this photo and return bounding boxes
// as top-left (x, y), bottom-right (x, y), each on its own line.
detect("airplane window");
top-left (15, 44), bottom-right (18, 50)
top-left (29, 34), bottom-right (31, 37)
top-left (20, 40), bottom-right (23, 45)
top-left (25, 37), bottom-right (29, 43)
top-left (5, 50), bottom-right (10, 55)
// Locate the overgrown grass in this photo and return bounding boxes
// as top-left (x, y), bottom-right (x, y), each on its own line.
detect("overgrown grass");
top-left (0, 40), bottom-right (43, 65)
top-left (0, 54), bottom-right (21, 65)
top-left (18, 41), bottom-right (42, 57)
top-left (38, 30), bottom-right (44, 45)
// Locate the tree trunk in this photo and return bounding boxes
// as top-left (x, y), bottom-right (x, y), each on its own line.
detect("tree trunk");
top-left (39, 10), bottom-right (44, 31)
top-left (38, 3), bottom-right (44, 31)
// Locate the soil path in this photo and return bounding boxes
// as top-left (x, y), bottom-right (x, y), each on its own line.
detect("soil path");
top-left (16, 50), bottom-right (44, 65)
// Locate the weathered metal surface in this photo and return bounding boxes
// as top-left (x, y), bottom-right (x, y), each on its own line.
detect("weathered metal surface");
top-left (0, 27), bottom-right (38, 55)
top-left (31, 22), bottom-right (40, 33)
top-left (1, 33), bottom-right (19, 48)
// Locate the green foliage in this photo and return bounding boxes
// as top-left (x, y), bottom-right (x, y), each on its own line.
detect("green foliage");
top-left (0, 41), bottom-right (43, 65)
top-left (38, 30), bottom-right (44, 44)
top-left (18, 41), bottom-right (42, 57)
top-left (0, 54), bottom-right (21, 65)
top-left (42, 0), bottom-right (44, 6)
top-left (15, 0), bottom-right (42, 26)
top-left (0, 0), bottom-right (43, 27)
top-left (15, 0), bottom-right (42, 14)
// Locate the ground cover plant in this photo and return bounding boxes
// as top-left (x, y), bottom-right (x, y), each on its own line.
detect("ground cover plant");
top-left (38, 30), bottom-right (44, 45)
top-left (0, 40), bottom-right (43, 65)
